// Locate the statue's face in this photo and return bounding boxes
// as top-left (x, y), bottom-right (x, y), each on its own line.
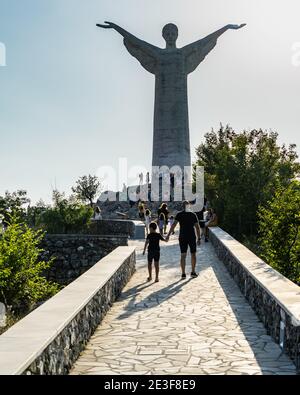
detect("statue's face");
top-left (162, 23), bottom-right (178, 46)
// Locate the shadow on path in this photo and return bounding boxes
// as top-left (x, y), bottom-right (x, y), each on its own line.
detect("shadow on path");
top-left (116, 238), bottom-right (295, 374)
top-left (117, 278), bottom-right (192, 320)
top-left (199, 242), bottom-right (295, 374)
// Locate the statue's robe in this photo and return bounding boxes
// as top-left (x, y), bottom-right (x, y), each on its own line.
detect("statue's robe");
top-left (123, 35), bottom-right (218, 171)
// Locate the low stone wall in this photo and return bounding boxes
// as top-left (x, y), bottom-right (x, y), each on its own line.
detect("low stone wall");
top-left (87, 220), bottom-right (136, 238)
top-left (41, 234), bottom-right (128, 285)
top-left (209, 227), bottom-right (300, 371)
top-left (88, 220), bottom-right (145, 240)
top-left (0, 246), bottom-right (136, 375)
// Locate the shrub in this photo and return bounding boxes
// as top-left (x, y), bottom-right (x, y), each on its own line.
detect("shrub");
top-left (0, 214), bottom-right (59, 311)
top-left (258, 181), bottom-right (300, 284)
top-left (195, 126), bottom-right (300, 239)
top-left (36, 191), bottom-right (93, 234)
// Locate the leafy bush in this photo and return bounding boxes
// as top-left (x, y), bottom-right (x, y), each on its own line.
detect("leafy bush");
top-left (0, 215), bottom-right (59, 311)
top-left (0, 190), bottom-right (30, 225)
top-left (195, 126), bottom-right (300, 239)
top-left (26, 199), bottom-right (49, 228)
top-left (36, 190), bottom-right (93, 234)
top-left (72, 175), bottom-right (102, 207)
top-left (258, 181), bottom-right (300, 284)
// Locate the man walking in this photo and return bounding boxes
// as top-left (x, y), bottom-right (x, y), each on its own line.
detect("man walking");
top-left (166, 201), bottom-right (201, 279)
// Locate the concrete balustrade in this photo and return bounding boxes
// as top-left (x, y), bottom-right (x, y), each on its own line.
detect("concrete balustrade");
top-left (88, 219), bottom-right (145, 240)
top-left (0, 246), bottom-right (136, 375)
top-left (209, 227), bottom-right (300, 370)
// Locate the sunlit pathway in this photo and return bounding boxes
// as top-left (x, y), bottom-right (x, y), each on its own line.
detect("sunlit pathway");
top-left (70, 235), bottom-right (296, 375)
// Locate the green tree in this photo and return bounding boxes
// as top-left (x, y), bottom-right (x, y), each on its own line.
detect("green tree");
top-left (0, 190), bottom-right (30, 225)
top-left (0, 214), bottom-right (59, 311)
top-left (258, 181), bottom-right (300, 284)
top-left (26, 199), bottom-right (49, 228)
top-left (37, 190), bottom-right (93, 234)
top-left (195, 126), bottom-right (300, 239)
top-left (72, 175), bottom-right (102, 207)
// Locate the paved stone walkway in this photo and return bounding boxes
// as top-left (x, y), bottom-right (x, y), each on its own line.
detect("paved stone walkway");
top-left (71, 235), bottom-right (296, 375)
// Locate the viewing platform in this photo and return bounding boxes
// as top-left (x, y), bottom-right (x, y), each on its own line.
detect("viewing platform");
top-left (0, 227), bottom-right (299, 375)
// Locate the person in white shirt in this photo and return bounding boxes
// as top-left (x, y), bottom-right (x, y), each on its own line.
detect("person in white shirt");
top-left (94, 206), bottom-right (102, 220)
top-left (145, 209), bottom-right (151, 235)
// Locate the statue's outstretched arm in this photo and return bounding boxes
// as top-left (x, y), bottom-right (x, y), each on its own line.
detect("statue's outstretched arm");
top-left (199, 24), bottom-right (246, 46)
top-left (97, 21), bottom-right (159, 74)
top-left (97, 21), bottom-right (158, 57)
top-left (183, 23), bottom-right (246, 74)
top-left (97, 21), bottom-right (139, 41)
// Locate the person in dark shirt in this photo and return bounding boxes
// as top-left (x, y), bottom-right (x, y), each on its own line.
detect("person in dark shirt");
top-left (204, 208), bottom-right (218, 242)
top-left (157, 203), bottom-right (169, 234)
top-left (138, 201), bottom-right (145, 221)
top-left (166, 201), bottom-right (201, 279)
top-left (195, 197), bottom-right (208, 239)
top-left (143, 222), bottom-right (167, 282)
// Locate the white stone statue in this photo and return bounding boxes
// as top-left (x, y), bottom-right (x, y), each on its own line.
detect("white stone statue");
top-left (97, 21), bottom-right (246, 170)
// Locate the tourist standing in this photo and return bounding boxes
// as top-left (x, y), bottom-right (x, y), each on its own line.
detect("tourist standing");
top-left (145, 209), bottom-right (152, 235)
top-left (157, 203), bottom-right (169, 234)
top-left (195, 197), bottom-right (208, 239)
top-left (139, 172), bottom-right (144, 186)
top-left (204, 208), bottom-right (218, 242)
top-left (138, 201), bottom-right (145, 221)
top-left (94, 206), bottom-right (102, 220)
top-left (158, 212), bottom-right (165, 236)
top-left (166, 201), bottom-right (201, 279)
top-left (146, 172), bottom-right (150, 185)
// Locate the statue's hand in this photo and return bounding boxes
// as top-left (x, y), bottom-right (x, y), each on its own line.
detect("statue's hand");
top-left (96, 21), bottom-right (116, 29)
top-left (227, 23), bottom-right (247, 30)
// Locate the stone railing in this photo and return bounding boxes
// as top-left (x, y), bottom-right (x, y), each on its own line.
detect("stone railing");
top-left (209, 227), bottom-right (300, 370)
top-left (41, 234), bottom-right (128, 285)
top-left (88, 219), bottom-right (145, 240)
top-left (87, 219), bottom-right (136, 237)
top-left (0, 246), bottom-right (136, 375)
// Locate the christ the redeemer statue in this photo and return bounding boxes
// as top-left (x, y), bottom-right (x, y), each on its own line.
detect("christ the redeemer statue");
top-left (97, 22), bottom-right (246, 171)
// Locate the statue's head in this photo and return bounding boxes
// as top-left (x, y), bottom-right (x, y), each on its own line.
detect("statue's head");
top-left (162, 23), bottom-right (178, 47)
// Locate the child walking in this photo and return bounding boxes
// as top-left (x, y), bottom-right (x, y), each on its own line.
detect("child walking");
top-left (143, 222), bottom-right (167, 283)
top-left (169, 215), bottom-right (175, 235)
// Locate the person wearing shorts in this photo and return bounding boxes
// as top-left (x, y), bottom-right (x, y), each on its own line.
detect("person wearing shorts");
top-left (143, 222), bottom-right (167, 282)
top-left (195, 201), bottom-right (207, 239)
top-left (204, 208), bottom-right (218, 242)
top-left (166, 201), bottom-right (201, 279)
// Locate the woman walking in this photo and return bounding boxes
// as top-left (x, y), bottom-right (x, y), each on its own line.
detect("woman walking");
top-left (145, 209), bottom-right (152, 235)
top-left (157, 203), bottom-right (169, 234)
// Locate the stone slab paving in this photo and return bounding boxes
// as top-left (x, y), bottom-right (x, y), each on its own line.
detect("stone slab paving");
top-left (70, 235), bottom-right (296, 375)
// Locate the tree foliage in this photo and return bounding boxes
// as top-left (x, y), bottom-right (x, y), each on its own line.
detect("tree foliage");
top-left (72, 175), bottom-right (102, 207)
top-left (36, 190), bottom-right (93, 234)
top-left (0, 190), bottom-right (30, 225)
top-left (258, 181), bottom-right (300, 284)
top-left (26, 199), bottom-right (49, 228)
top-left (195, 126), bottom-right (300, 239)
top-left (0, 214), bottom-right (59, 311)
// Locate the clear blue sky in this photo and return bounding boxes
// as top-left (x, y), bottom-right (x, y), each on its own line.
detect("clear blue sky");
top-left (0, 0), bottom-right (300, 203)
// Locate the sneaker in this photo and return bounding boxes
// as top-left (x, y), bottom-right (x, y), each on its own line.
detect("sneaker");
top-left (191, 272), bottom-right (198, 278)
top-left (205, 238), bottom-right (209, 242)
top-left (181, 273), bottom-right (187, 279)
